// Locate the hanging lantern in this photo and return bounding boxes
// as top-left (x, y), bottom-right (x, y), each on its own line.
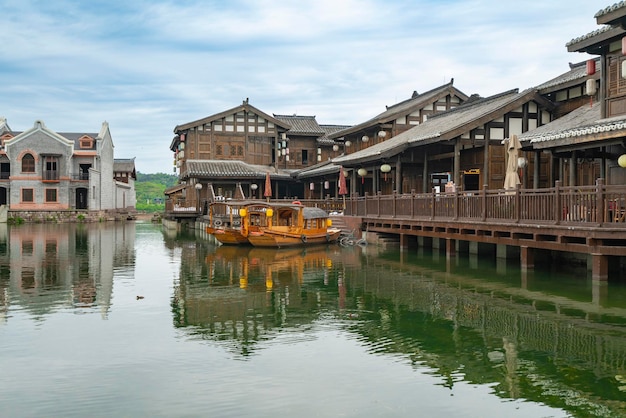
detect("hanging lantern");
top-left (317, 155), bottom-right (322, 162)
top-left (310, 182), bottom-right (315, 190)
top-left (317, 148), bottom-right (322, 154)
top-left (586, 79), bottom-right (597, 96)
top-left (619, 154), bottom-right (626, 168)
top-left (586, 59), bottom-right (596, 76)
top-left (357, 168), bottom-right (367, 184)
top-left (239, 208), bottom-right (247, 217)
top-left (378, 130), bottom-right (387, 139)
top-left (333, 144), bottom-right (339, 151)
top-left (324, 181), bottom-right (329, 189)
top-left (621, 61), bottom-right (626, 79)
top-left (380, 164), bottom-right (391, 181)
top-left (345, 140), bottom-right (351, 147)
top-left (361, 135), bottom-right (369, 143)
top-left (622, 37), bottom-right (626, 55)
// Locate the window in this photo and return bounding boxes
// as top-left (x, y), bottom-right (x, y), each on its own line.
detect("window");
top-left (22, 153), bottom-right (35, 173)
top-left (22, 188), bottom-right (34, 202)
top-left (45, 188), bottom-right (57, 202)
top-left (302, 150), bottom-right (308, 165)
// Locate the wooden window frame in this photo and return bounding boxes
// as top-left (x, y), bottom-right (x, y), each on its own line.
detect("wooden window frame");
top-left (22, 153), bottom-right (35, 173)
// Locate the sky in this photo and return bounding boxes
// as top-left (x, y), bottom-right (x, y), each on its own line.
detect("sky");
top-left (1, 0), bottom-right (605, 174)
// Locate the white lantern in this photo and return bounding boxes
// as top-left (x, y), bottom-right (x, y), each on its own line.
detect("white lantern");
top-left (378, 130), bottom-right (387, 139)
top-left (324, 181), bottom-right (329, 189)
top-left (361, 135), bottom-right (369, 143)
top-left (380, 164), bottom-right (391, 173)
top-left (345, 140), bottom-right (352, 147)
top-left (333, 144), bottom-right (339, 151)
top-left (310, 182), bottom-right (315, 190)
top-left (586, 79), bottom-right (596, 96)
top-left (357, 168), bottom-right (367, 177)
top-left (619, 154), bottom-right (626, 168)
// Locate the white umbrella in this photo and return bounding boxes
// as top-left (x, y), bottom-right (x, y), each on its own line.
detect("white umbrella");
top-left (503, 134), bottom-right (521, 191)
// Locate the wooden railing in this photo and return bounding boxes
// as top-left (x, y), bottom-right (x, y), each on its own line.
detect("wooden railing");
top-left (164, 179), bottom-right (626, 228)
top-left (344, 179), bottom-right (626, 228)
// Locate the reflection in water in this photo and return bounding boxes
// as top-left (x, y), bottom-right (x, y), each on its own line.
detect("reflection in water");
top-left (0, 223), bottom-right (135, 322)
top-left (173, 241), bottom-right (626, 417)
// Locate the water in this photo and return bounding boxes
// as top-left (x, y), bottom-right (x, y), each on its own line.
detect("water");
top-left (0, 222), bottom-right (625, 417)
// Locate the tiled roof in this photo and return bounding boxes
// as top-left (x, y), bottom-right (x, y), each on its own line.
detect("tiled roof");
top-left (184, 160), bottom-right (292, 180)
top-left (273, 114), bottom-right (325, 135)
top-left (566, 25), bottom-right (614, 47)
top-left (334, 89), bottom-right (550, 166)
top-left (318, 124), bottom-right (351, 145)
top-left (535, 58), bottom-right (600, 92)
top-left (328, 81), bottom-right (468, 139)
top-left (520, 102), bottom-right (626, 148)
top-left (174, 100), bottom-right (291, 132)
top-left (293, 160), bottom-right (340, 179)
top-left (114, 158), bottom-right (136, 173)
top-left (595, 2), bottom-right (626, 18)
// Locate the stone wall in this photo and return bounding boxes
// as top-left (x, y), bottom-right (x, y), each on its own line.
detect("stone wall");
top-left (7, 210), bottom-right (133, 223)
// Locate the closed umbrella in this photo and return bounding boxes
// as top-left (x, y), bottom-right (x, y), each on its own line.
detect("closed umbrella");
top-left (338, 166), bottom-right (348, 209)
top-left (503, 134), bottom-right (521, 191)
top-left (264, 172), bottom-right (272, 201)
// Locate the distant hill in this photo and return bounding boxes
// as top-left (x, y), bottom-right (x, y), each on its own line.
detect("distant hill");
top-left (135, 172), bottom-right (178, 210)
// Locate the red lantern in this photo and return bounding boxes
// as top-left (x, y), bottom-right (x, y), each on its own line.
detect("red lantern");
top-left (586, 59), bottom-right (596, 76)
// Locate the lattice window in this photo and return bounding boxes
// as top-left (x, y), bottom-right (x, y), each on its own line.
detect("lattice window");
top-left (22, 153), bottom-right (35, 173)
top-left (22, 188), bottom-right (33, 202)
top-left (45, 188), bottom-right (58, 202)
top-left (607, 55), bottom-right (626, 97)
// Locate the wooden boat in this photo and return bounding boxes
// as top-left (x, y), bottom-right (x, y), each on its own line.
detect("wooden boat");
top-left (205, 200), bottom-right (261, 245)
top-left (246, 202), bottom-right (341, 248)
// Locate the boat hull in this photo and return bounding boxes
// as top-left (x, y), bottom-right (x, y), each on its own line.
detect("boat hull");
top-left (207, 227), bottom-right (250, 245)
top-left (247, 228), bottom-right (341, 248)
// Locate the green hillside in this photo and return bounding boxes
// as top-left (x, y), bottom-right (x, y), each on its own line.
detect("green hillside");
top-left (135, 172), bottom-right (178, 212)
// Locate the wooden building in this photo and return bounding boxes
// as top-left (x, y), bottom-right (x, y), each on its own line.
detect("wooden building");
top-left (333, 89), bottom-right (555, 195)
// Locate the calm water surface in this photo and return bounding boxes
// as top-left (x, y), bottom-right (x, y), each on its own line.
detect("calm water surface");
top-left (0, 222), bottom-right (625, 417)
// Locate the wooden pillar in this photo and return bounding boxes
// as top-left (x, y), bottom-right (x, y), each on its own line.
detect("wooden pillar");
top-left (569, 151), bottom-right (577, 187)
top-left (454, 141), bottom-right (461, 186)
top-left (399, 233), bottom-right (409, 251)
top-left (396, 155), bottom-right (402, 193)
top-left (533, 150), bottom-right (540, 189)
top-left (591, 253), bottom-right (609, 281)
top-left (422, 150), bottom-right (429, 193)
top-left (520, 246), bottom-right (534, 272)
top-left (446, 238), bottom-right (456, 258)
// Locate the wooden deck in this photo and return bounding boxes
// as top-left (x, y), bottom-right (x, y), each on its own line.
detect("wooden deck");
top-left (342, 180), bottom-right (626, 281)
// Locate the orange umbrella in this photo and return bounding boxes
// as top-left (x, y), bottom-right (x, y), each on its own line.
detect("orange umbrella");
top-left (338, 166), bottom-right (348, 209)
top-left (338, 166), bottom-right (348, 195)
top-left (264, 172), bottom-right (272, 201)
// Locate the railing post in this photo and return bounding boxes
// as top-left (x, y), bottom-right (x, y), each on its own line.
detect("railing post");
top-left (453, 189), bottom-right (459, 220)
top-left (515, 184), bottom-right (521, 223)
top-left (392, 191), bottom-right (397, 218)
top-left (554, 181), bottom-right (561, 225)
top-left (481, 184), bottom-right (487, 222)
top-left (411, 189), bottom-right (415, 218)
top-left (376, 191), bottom-right (381, 217)
top-left (596, 178), bottom-right (605, 226)
top-left (431, 188), bottom-right (436, 220)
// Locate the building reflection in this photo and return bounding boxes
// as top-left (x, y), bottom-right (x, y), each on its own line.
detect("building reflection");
top-left (0, 223), bottom-right (135, 321)
top-left (174, 238), bottom-right (626, 414)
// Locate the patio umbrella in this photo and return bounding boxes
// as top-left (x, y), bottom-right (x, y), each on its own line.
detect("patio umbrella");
top-left (338, 166), bottom-right (348, 209)
top-left (503, 134), bottom-right (521, 191)
top-left (264, 172), bottom-right (272, 201)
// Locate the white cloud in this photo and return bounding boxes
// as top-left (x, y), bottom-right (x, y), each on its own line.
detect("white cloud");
top-left (0, 0), bottom-right (606, 173)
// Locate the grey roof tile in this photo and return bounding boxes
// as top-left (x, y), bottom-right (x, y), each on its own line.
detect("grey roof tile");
top-left (273, 114), bottom-right (325, 135)
top-left (184, 160), bottom-right (292, 180)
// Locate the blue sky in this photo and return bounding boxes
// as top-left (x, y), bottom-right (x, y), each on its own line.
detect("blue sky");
top-left (2, 0), bottom-right (603, 174)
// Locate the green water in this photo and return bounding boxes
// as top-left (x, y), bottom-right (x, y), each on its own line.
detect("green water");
top-left (0, 222), bottom-right (624, 417)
